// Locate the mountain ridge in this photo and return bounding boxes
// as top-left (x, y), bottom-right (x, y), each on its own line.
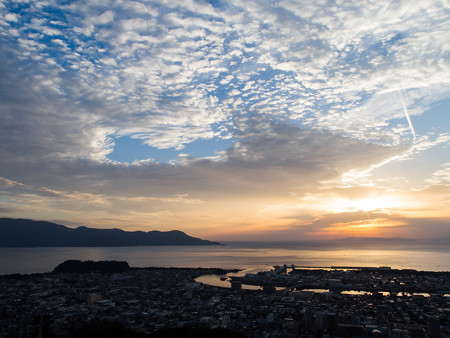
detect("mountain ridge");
top-left (0, 218), bottom-right (221, 247)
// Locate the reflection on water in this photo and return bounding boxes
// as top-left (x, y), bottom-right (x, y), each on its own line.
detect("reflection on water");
top-left (0, 242), bottom-right (449, 275)
top-left (195, 275), bottom-right (264, 291)
top-left (193, 276), bottom-right (445, 298)
top-left (195, 274), bottom-right (231, 288)
top-left (341, 290), bottom-right (390, 296)
top-left (300, 288), bottom-right (330, 294)
top-left (194, 267), bottom-right (275, 291)
top-left (342, 290), bottom-right (368, 295)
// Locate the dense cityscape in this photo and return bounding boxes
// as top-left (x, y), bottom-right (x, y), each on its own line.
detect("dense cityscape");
top-left (0, 262), bottom-right (449, 337)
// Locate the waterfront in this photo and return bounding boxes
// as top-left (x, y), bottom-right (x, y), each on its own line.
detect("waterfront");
top-left (196, 266), bottom-right (450, 296)
top-left (0, 266), bottom-right (448, 337)
top-left (1, 241), bottom-right (449, 275)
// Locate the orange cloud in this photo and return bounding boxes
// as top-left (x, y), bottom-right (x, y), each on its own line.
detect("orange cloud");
top-left (324, 218), bottom-right (406, 230)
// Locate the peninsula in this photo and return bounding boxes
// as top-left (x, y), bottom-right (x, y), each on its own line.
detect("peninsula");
top-left (0, 218), bottom-right (220, 247)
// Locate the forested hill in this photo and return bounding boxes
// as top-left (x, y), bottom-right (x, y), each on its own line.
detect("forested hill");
top-left (0, 218), bottom-right (221, 247)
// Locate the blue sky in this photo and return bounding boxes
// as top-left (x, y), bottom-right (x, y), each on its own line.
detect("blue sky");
top-left (109, 136), bottom-right (233, 162)
top-left (0, 0), bottom-right (449, 240)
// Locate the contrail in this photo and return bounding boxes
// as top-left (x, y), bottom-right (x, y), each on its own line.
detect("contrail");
top-left (399, 85), bottom-right (416, 139)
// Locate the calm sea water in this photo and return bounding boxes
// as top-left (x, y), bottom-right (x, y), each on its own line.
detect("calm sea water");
top-left (0, 241), bottom-right (449, 275)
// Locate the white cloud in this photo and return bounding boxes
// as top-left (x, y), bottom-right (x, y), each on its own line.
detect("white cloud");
top-left (92, 10), bottom-right (115, 25)
top-left (426, 163), bottom-right (450, 186)
top-left (5, 12), bottom-right (18, 22)
top-left (2, 1), bottom-right (448, 155)
top-left (0, 0), bottom-right (448, 234)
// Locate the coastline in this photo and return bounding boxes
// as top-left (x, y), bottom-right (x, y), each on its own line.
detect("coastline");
top-left (1, 244), bottom-right (450, 276)
top-left (1, 263), bottom-right (449, 337)
top-left (3, 258), bottom-right (448, 296)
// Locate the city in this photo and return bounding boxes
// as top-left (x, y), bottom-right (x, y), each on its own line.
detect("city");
top-left (0, 264), bottom-right (449, 337)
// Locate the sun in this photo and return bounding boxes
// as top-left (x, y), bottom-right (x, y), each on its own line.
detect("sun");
top-left (331, 196), bottom-right (398, 213)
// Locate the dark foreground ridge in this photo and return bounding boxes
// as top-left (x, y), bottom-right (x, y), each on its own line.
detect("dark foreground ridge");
top-left (0, 261), bottom-right (449, 337)
top-left (51, 260), bottom-right (233, 276)
top-left (0, 218), bottom-right (220, 247)
top-left (53, 260), bottom-right (131, 273)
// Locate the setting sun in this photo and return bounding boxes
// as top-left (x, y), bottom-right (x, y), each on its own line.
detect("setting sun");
top-left (0, 0), bottom-right (449, 243)
top-left (322, 218), bottom-right (407, 238)
top-left (331, 196), bottom-right (398, 213)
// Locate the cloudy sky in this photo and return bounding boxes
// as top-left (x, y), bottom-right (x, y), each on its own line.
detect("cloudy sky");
top-left (1, 0), bottom-right (449, 241)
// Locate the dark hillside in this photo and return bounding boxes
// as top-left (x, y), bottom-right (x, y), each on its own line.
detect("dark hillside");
top-left (0, 218), bottom-right (221, 247)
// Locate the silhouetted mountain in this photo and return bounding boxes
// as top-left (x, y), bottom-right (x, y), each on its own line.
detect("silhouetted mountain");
top-left (0, 218), bottom-right (221, 247)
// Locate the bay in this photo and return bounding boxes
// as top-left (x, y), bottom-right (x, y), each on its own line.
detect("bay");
top-left (0, 241), bottom-right (449, 275)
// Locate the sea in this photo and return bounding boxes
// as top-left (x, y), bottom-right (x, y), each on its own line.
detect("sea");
top-left (1, 241), bottom-right (449, 276)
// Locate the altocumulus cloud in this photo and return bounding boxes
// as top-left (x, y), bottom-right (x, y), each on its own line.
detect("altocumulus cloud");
top-left (0, 0), bottom-right (449, 237)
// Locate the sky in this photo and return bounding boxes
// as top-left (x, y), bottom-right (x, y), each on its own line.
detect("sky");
top-left (0, 0), bottom-right (449, 241)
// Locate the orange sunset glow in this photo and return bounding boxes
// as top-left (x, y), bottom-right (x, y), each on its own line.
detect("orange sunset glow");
top-left (0, 0), bottom-right (449, 243)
